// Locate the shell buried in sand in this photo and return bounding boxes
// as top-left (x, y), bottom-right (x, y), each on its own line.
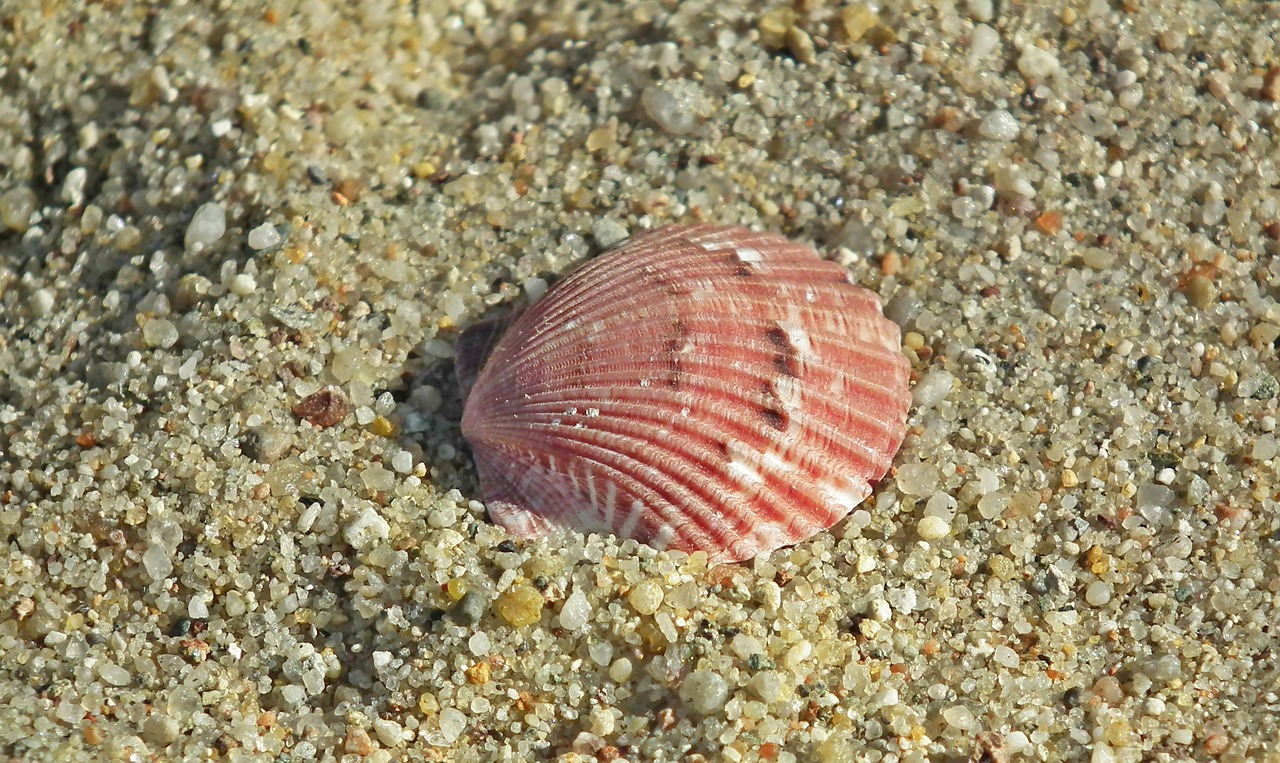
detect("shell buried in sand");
top-left (457, 224), bottom-right (911, 563)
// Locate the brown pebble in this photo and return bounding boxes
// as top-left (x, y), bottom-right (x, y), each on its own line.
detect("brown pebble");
top-left (1035, 211), bottom-right (1063, 234)
top-left (294, 387), bottom-right (351, 428)
top-left (655, 707), bottom-right (677, 730)
top-left (75, 431), bottom-right (96, 448)
top-left (1261, 66), bottom-right (1280, 102)
top-left (1203, 732), bottom-right (1231, 755)
top-left (343, 726), bottom-right (374, 756)
top-left (333, 177), bottom-right (363, 203)
top-left (466, 660), bottom-right (491, 685)
top-left (969, 731), bottom-right (1009, 763)
top-left (83, 725), bottom-right (103, 745)
top-left (1265, 221), bottom-right (1280, 240)
top-left (930, 106), bottom-right (966, 132)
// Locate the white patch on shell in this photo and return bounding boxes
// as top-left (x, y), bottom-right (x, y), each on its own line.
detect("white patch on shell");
top-left (820, 477), bottom-right (870, 512)
top-left (650, 523), bottom-right (676, 550)
top-left (751, 520), bottom-right (789, 554)
top-left (724, 441), bottom-right (765, 486)
top-left (696, 238), bottom-right (763, 266)
top-left (771, 375), bottom-right (802, 410)
top-left (602, 480), bottom-right (618, 526)
top-left (760, 448), bottom-right (791, 475)
top-left (619, 500), bottom-right (645, 537)
top-left (696, 238), bottom-right (734, 251)
top-left (778, 321), bottom-right (812, 356)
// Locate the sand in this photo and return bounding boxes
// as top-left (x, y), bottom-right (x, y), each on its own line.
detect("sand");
top-left (1, 1), bottom-right (1278, 761)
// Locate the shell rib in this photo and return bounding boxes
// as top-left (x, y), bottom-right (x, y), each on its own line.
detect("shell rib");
top-left (458, 224), bottom-right (911, 563)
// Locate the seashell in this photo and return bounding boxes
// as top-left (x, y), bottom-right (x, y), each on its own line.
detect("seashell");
top-left (457, 224), bottom-right (911, 563)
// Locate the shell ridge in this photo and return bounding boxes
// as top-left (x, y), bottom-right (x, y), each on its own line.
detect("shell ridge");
top-left (460, 224), bottom-right (912, 563)
top-left (476, 413), bottom-right (786, 556)
top-left (473, 355), bottom-right (908, 490)
top-left (473, 393), bottom-right (854, 554)
top-left (480, 304), bottom-right (906, 407)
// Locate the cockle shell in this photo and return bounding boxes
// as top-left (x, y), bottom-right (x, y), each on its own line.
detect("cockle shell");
top-left (457, 224), bottom-right (911, 563)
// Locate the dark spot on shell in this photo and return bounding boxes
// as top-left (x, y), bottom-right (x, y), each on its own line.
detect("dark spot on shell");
top-left (760, 406), bottom-right (787, 430)
top-left (649, 267), bottom-right (688, 296)
top-left (766, 326), bottom-right (800, 378)
top-left (662, 319), bottom-right (689, 389)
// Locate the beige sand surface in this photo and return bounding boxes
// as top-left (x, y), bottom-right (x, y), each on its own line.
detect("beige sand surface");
top-left (1, 2), bottom-right (1278, 761)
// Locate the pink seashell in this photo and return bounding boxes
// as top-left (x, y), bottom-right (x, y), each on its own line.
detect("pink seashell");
top-left (457, 224), bottom-right (911, 563)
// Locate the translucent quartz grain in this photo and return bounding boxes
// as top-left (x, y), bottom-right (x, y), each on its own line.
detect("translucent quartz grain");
top-left (627, 580), bottom-right (664, 615)
top-left (184, 201), bottom-right (226, 249)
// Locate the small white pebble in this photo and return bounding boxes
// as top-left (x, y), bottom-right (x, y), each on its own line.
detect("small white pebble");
top-left (1086, 581), bottom-right (1112, 606)
top-left (98, 663), bottom-right (131, 687)
top-left (628, 579), bottom-right (664, 615)
top-left (437, 707), bottom-right (466, 742)
top-left (978, 109), bottom-right (1020, 141)
top-left (523, 277), bottom-right (548, 303)
top-left (391, 450), bottom-right (414, 474)
top-left (142, 714), bottom-right (180, 745)
top-left (589, 707), bottom-right (615, 736)
top-left (870, 687), bottom-right (899, 710)
top-left (608, 657), bottom-right (633, 682)
top-left (29, 288), bottom-right (55, 316)
top-left (784, 640), bottom-right (812, 669)
top-left (558, 589), bottom-right (591, 631)
top-left (0, 185), bottom-right (37, 232)
top-left (731, 633), bottom-right (764, 659)
top-left (467, 632), bottom-right (490, 656)
top-left (373, 718), bottom-right (404, 747)
top-left (912, 369), bottom-right (955, 408)
top-left (1017, 45), bottom-right (1060, 80)
top-left (941, 704), bottom-right (976, 730)
top-left (969, 24), bottom-right (1001, 59)
top-left (591, 217), bottom-right (629, 249)
top-left (142, 544), bottom-right (174, 581)
top-left (896, 463), bottom-right (939, 496)
top-left (640, 84), bottom-right (696, 134)
top-left (679, 670), bottom-right (729, 714)
top-left (751, 671), bottom-right (784, 703)
top-left (229, 273), bottom-right (257, 296)
top-left (918, 515), bottom-right (951, 540)
top-left (185, 201), bottom-right (226, 249)
top-left (994, 645), bottom-right (1020, 668)
top-left (142, 318), bottom-right (179, 349)
top-left (966, 0), bottom-right (993, 21)
top-left (61, 167), bottom-right (87, 207)
top-left (247, 222), bottom-right (283, 250)
top-left (344, 507), bottom-right (390, 550)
